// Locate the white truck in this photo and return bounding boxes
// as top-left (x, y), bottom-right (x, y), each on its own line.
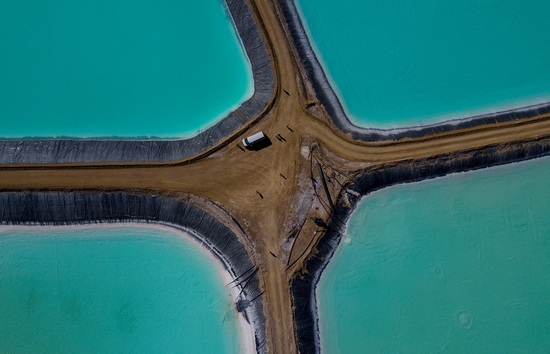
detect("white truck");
top-left (242, 131), bottom-right (267, 149)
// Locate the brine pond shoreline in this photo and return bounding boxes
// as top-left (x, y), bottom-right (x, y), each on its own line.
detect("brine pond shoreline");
top-left (0, 0), bottom-right (274, 164)
top-left (292, 140), bottom-right (550, 353)
top-left (0, 192), bottom-right (266, 353)
top-left (278, 0), bottom-right (550, 142)
top-left (318, 156), bottom-right (550, 353)
top-left (1, 0), bottom-right (550, 353)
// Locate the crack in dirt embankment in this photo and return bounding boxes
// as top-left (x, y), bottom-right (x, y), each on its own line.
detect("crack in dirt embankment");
top-left (1, 0), bottom-right (550, 352)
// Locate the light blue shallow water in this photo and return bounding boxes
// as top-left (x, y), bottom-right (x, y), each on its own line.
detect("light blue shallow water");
top-left (0, 0), bottom-right (252, 138)
top-left (319, 157), bottom-right (550, 353)
top-left (0, 226), bottom-right (241, 353)
top-left (296, 0), bottom-right (550, 128)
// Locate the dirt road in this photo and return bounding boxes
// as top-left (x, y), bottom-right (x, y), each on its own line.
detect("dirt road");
top-left (1, 0), bottom-right (550, 352)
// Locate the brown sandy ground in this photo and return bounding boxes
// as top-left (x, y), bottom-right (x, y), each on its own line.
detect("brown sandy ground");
top-left (1, 0), bottom-right (550, 352)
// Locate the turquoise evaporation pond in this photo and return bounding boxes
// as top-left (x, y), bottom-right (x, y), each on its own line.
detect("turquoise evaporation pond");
top-left (0, 0), bottom-right (252, 138)
top-left (0, 226), bottom-right (241, 353)
top-left (296, 0), bottom-right (550, 128)
top-left (318, 156), bottom-right (550, 353)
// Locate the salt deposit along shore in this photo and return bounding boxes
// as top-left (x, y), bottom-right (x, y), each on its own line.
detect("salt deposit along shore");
top-left (1, 0), bottom-right (550, 353)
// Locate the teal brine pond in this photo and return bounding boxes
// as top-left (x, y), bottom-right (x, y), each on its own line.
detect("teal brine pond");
top-left (0, 0), bottom-right (252, 138)
top-left (318, 157), bottom-right (550, 353)
top-left (296, 0), bottom-right (550, 128)
top-left (0, 225), bottom-right (242, 353)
